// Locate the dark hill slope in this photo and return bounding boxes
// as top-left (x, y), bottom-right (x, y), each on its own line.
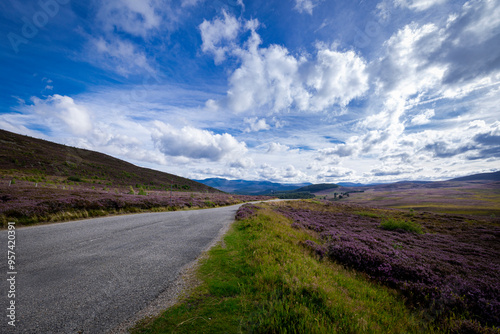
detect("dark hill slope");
top-left (0, 129), bottom-right (217, 192)
top-left (293, 183), bottom-right (339, 193)
top-left (450, 171), bottom-right (500, 182)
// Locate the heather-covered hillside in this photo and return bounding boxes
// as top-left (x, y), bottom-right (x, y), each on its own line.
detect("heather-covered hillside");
top-left (0, 129), bottom-right (215, 192)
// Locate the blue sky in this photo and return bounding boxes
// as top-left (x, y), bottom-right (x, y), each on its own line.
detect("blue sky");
top-left (1, 0), bottom-right (499, 183)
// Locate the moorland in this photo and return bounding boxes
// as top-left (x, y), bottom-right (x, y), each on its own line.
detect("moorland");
top-left (316, 175), bottom-right (500, 217)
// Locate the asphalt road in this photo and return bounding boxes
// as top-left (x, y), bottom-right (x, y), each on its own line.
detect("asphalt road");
top-left (0, 203), bottom-right (248, 333)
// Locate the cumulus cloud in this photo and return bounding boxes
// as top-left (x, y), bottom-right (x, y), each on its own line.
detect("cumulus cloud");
top-left (428, 0), bottom-right (500, 86)
top-left (258, 163), bottom-right (308, 181)
top-left (200, 12), bottom-right (369, 114)
top-left (30, 94), bottom-right (92, 135)
top-left (243, 117), bottom-right (270, 132)
top-left (199, 10), bottom-right (241, 64)
top-left (306, 48), bottom-right (369, 110)
top-left (403, 120), bottom-right (500, 161)
top-left (345, 0), bottom-right (500, 162)
top-left (230, 157), bottom-right (255, 168)
top-left (152, 121), bottom-right (247, 161)
top-left (319, 143), bottom-right (358, 158)
top-left (267, 142), bottom-right (290, 153)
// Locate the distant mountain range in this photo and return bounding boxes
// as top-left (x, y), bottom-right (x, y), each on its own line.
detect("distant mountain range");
top-left (196, 171), bottom-right (500, 195)
top-left (194, 178), bottom-right (311, 195)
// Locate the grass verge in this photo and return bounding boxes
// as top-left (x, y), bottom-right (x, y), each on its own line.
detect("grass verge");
top-left (131, 203), bottom-right (433, 333)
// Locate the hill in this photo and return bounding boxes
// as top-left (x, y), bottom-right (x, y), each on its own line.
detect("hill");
top-left (0, 129), bottom-right (216, 192)
top-left (449, 171), bottom-right (500, 182)
top-left (293, 183), bottom-right (339, 192)
top-left (195, 178), bottom-right (310, 195)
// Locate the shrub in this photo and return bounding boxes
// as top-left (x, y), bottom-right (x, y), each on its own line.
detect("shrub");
top-left (204, 200), bottom-right (215, 207)
top-left (67, 176), bottom-right (82, 182)
top-left (379, 217), bottom-right (423, 234)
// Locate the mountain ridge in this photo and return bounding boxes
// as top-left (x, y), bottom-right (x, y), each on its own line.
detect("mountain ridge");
top-left (197, 171), bottom-right (500, 195)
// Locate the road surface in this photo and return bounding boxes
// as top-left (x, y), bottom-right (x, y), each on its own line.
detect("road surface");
top-left (0, 203), bottom-right (248, 333)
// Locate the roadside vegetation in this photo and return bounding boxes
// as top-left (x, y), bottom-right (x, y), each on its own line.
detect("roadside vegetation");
top-left (274, 200), bottom-right (500, 332)
top-left (133, 202), bottom-right (449, 334)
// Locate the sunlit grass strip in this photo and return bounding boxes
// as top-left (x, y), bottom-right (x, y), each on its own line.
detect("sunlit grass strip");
top-left (132, 204), bottom-right (432, 334)
top-left (379, 217), bottom-right (424, 234)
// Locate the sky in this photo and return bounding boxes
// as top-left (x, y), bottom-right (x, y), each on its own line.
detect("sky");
top-left (0, 0), bottom-right (499, 184)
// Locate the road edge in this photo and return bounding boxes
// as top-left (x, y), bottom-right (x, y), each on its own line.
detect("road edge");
top-left (107, 202), bottom-right (245, 333)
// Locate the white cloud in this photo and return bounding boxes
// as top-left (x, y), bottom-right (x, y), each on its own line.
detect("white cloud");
top-left (181, 0), bottom-right (204, 7)
top-left (230, 157), bottom-right (255, 168)
top-left (151, 121), bottom-right (247, 161)
top-left (267, 142), bottom-right (290, 153)
top-left (394, 0), bottom-right (447, 12)
top-left (315, 166), bottom-right (354, 181)
top-left (226, 43), bottom-right (303, 113)
top-left (30, 94), bottom-right (92, 136)
top-left (243, 117), bottom-right (271, 132)
top-left (88, 37), bottom-right (157, 77)
top-left (306, 48), bottom-right (369, 110)
top-left (199, 10), bottom-right (241, 64)
top-left (96, 0), bottom-right (163, 38)
top-left (351, 0), bottom-right (500, 161)
top-left (319, 143), bottom-right (359, 158)
top-left (201, 12), bottom-right (369, 114)
top-left (258, 163), bottom-right (308, 182)
top-left (294, 0), bottom-right (320, 15)
top-left (371, 166), bottom-right (422, 177)
top-left (410, 109), bottom-right (435, 125)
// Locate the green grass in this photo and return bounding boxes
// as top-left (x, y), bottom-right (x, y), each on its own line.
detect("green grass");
top-left (354, 210), bottom-right (383, 219)
top-left (131, 205), bottom-right (435, 333)
top-left (379, 217), bottom-right (424, 234)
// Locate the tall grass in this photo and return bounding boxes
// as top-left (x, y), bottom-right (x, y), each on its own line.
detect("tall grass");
top-left (379, 217), bottom-right (424, 234)
top-left (132, 204), bottom-right (432, 333)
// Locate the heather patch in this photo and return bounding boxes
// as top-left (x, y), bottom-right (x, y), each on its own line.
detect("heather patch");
top-left (235, 203), bottom-right (260, 221)
top-left (273, 201), bottom-right (500, 331)
top-left (0, 184), bottom-right (267, 226)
